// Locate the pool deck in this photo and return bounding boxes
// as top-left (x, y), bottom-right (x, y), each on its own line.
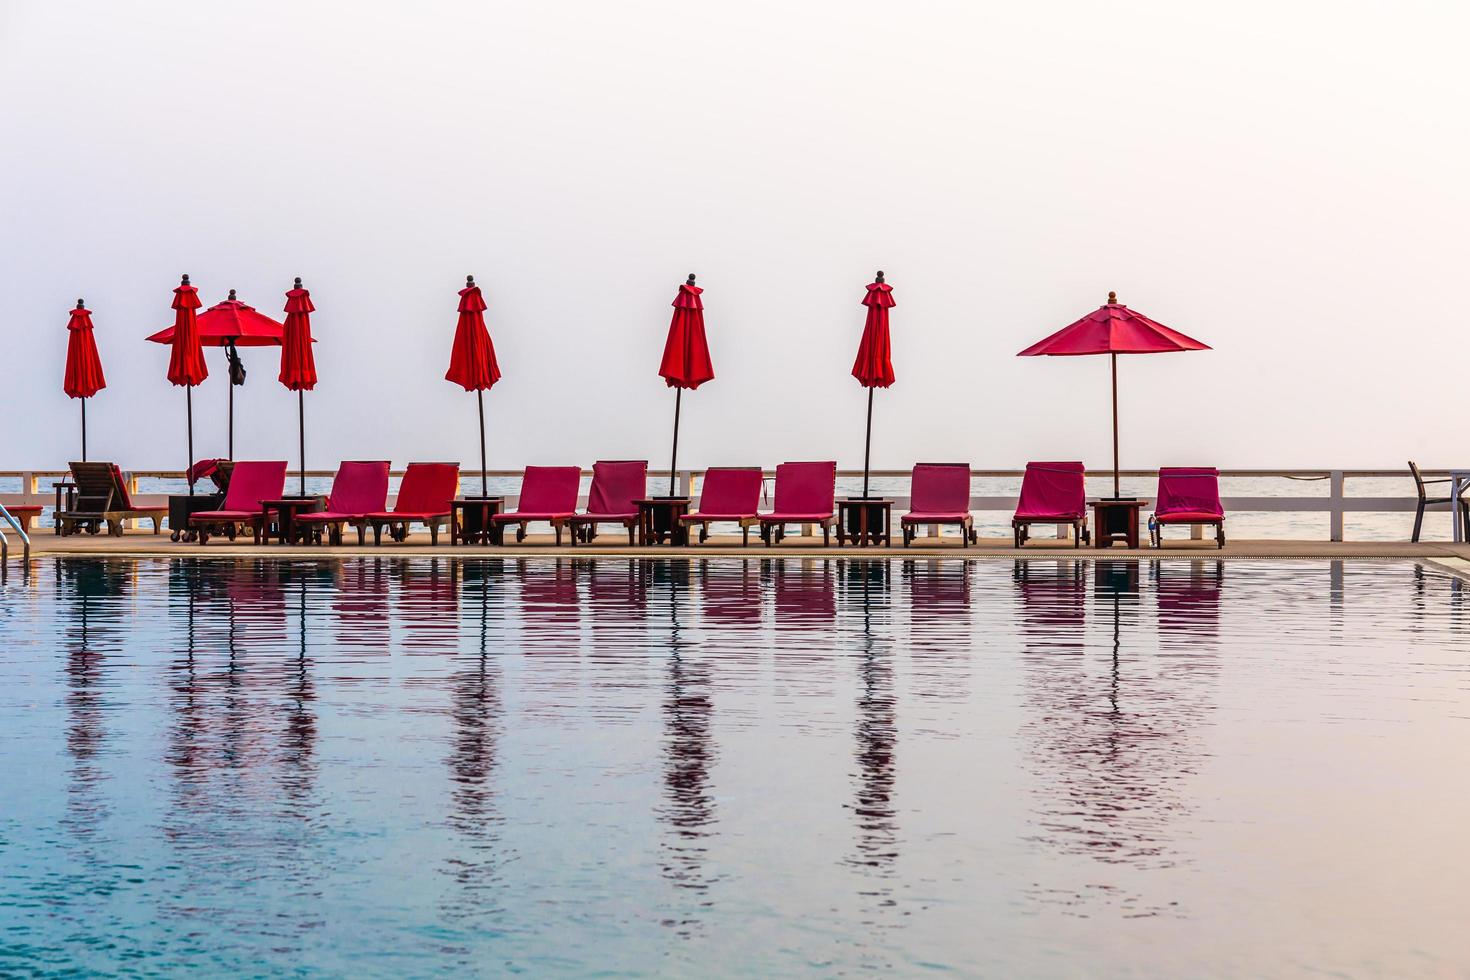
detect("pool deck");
top-left (20, 528), bottom-right (1470, 570)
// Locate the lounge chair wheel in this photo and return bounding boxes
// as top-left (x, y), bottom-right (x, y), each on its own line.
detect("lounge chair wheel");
top-left (171, 530), bottom-right (181, 542)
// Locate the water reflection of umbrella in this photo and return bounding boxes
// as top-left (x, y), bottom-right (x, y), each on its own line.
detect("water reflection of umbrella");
top-left (851, 273), bottom-right (895, 499)
top-left (165, 276), bottom-right (208, 495)
top-left (840, 562), bottom-right (898, 880)
top-left (445, 276), bottom-right (503, 499)
top-left (279, 279), bottom-right (318, 498)
top-left (1018, 293), bottom-right (1209, 498)
top-left (63, 300), bottom-right (106, 461)
top-left (658, 275), bottom-right (714, 497)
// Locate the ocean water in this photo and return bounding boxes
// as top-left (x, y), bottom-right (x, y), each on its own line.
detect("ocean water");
top-left (2, 556), bottom-right (1469, 976)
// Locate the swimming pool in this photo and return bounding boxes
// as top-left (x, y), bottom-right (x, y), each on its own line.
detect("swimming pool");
top-left (2, 557), bottom-right (1468, 976)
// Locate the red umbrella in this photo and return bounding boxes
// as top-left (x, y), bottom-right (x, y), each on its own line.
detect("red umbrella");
top-left (851, 271), bottom-right (895, 498)
top-left (445, 275), bottom-right (502, 498)
top-left (166, 275), bottom-right (208, 495)
top-left (148, 289), bottom-right (285, 458)
top-left (1018, 291), bottom-right (1209, 498)
top-left (280, 277), bottom-right (318, 498)
top-left (63, 299), bottom-right (106, 461)
top-left (657, 274), bottom-right (714, 497)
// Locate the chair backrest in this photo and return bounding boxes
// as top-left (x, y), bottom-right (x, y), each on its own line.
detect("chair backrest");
top-left (214, 459), bottom-right (235, 493)
top-left (910, 463), bottom-right (971, 513)
top-left (325, 461), bottom-right (391, 514)
top-left (1015, 461), bottom-right (1086, 517)
top-left (772, 461), bottom-right (837, 514)
top-left (696, 467), bottom-right (763, 515)
top-left (516, 465), bottom-right (582, 513)
top-left (109, 464), bottom-right (137, 510)
top-left (68, 461), bottom-right (118, 512)
top-left (1155, 466), bottom-right (1223, 517)
top-left (1409, 460), bottom-right (1428, 501)
top-left (586, 460), bottom-right (647, 516)
top-left (222, 460), bottom-right (289, 511)
top-left (395, 462), bottom-right (460, 514)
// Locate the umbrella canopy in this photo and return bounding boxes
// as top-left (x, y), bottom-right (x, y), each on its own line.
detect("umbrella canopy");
top-left (167, 279), bottom-right (207, 387)
top-left (64, 300), bottom-right (106, 399)
top-left (1018, 291), bottom-right (1209, 497)
top-left (658, 275), bottom-right (714, 496)
top-left (445, 275), bottom-right (502, 497)
top-left (146, 292), bottom-right (285, 347)
top-left (280, 278), bottom-right (317, 497)
top-left (851, 273), bottom-right (895, 498)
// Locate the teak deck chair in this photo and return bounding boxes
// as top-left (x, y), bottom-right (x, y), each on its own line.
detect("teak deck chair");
top-left (55, 462), bottom-right (168, 536)
top-left (189, 460), bottom-right (288, 545)
top-left (295, 461), bottom-right (392, 546)
top-left (491, 466), bottom-right (582, 545)
top-left (1012, 461), bottom-right (1089, 548)
top-left (901, 463), bottom-right (976, 546)
top-left (1408, 461), bottom-right (1469, 542)
top-left (365, 462), bottom-right (459, 545)
top-left (1150, 466), bottom-right (1226, 548)
top-left (569, 460), bottom-right (647, 546)
top-left (680, 467), bottom-right (763, 545)
top-left (758, 461), bottom-right (837, 546)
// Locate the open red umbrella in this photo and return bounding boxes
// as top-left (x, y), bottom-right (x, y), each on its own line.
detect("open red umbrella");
top-left (658, 274), bottom-right (714, 497)
top-left (63, 299), bottom-right (106, 461)
top-left (445, 275), bottom-right (502, 498)
top-left (280, 277), bottom-right (318, 498)
top-left (851, 271), bottom-right (895, 498)
top-left (148, 289), bottom-right (285, 458)
top-left (166, 275), bottom-right (208, 495)
top-left (1018, 291), bottom-right (1209, 498)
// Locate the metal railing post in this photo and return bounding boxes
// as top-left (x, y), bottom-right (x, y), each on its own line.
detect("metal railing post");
top-left (1330, 471), bottom-right (1345, 542)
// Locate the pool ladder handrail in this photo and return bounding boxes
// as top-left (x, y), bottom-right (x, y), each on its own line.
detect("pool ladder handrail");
top-left (0, 501), bottom-right (30, 562)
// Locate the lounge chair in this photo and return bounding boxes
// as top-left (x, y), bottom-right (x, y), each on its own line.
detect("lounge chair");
top-left (569, 460), bottom-right (647, 546)
top-left (901, 463), bottom-right (976, 547)
top-left (758, 461), bottom-right (837, 546)
top-left (491, 466), bottom-right (581, 545)
top-left (680, 467), bottom-right (763, 545)
top-left (55, 462), bottom-right (168, 536)
top-left (1150, 466), bottom-right (1226, 548)
top-left (1012, 461), bottom-right (1089, 548)
top-left (1408, 461), bottom-right (1469, 542)
top-left (365, 462), bottom-right (459, 545)
top-left (189, 460), bottom-right (289, 545)
top-left (295, 461), bottom-right (392, 546)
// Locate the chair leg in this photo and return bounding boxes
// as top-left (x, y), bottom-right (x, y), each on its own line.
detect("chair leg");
top-left (429, 524), bottom-right (438, 546)
top-left (555, 523), bottom-right (563, 547)
top-left (1413, 502), bottom-right (1425, 543)
top-left (823, 524), bottom-right (830, 546)
top-left (1217, 522), bottom-right (1226, 549)
top-left (741, 525), bottom-right (748, 546)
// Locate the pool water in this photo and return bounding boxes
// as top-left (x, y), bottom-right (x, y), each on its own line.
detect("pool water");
top-left (2, 557), bottom-right (1468, 976)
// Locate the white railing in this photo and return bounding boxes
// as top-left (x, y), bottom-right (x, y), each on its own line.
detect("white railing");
top-left (1, 467), bottom-right (1463, 542)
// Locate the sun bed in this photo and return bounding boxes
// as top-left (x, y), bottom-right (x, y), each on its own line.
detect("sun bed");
top-left (1012, 461), bottom-right (1089, 548)
top-left (680, 467), bottom-right (763, 545)
top-left (364, 462), bottom-right (459, 545)
top-left (55, 462), bottom-right (168, 536)
top-left (491, 465), bottom-right (582, 545)
top-left (758, 461), bottom-right (837, 546)
top-left (901, 463), bottom-right (976, 547)
top-left (1150, 466), bottom-right (1225, 548)
top-left (569, 460), bottom-right (647, 546)
top-left (189, 460), bottom-right (289, 545)
top-left (295, 461), bottom-right (392, 545)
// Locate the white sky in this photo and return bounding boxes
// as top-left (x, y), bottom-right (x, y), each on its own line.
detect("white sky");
top-left (2, 0), bottom-right (1466, 472)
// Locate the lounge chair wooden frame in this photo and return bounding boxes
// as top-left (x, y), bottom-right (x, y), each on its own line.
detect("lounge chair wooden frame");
top-left (1012, 516), bottom-right (1089, 549)
top-left (55, 462), bottom-right (166, 536)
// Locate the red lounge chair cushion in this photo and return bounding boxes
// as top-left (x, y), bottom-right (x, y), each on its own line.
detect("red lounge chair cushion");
top-left (500, 465), bottom-right (581, 519)
top-left (219, 461), bottom-right (289, 512)
top-left (364, 511), bottom-right (448, 522)
top-left (1154, 467), bottom-right (1224, 520)
top-left (763, 461), bottom-right (835, 519)
top-left (583, 460), bottom-right (646, 519)
top-left (394, 462), bottom-right (460, 515)
top-left (190, 510), bottom-right (263, 523)
top-left (759, 512), bottom-right (835, 523)
top-left (1013, 461), bottom-right (1085, 521)
top-left (1155, 510), bottom-right (1224, 524)
top-left (320, 461), bottom-right (391, 517)
top-left (682, 512), bottom-right (755, 522)
top-left (579, 512), bottom-right (637, 521)
top-left (910, 463), bottom-right (971, 515)
top-left (296, 511), bottom-right (362, 524)
top-left (692, 467), bottom-right (762, 519)
top-left (902, 511), bottom-right (972, 523)
top-left (492, 511), bottom-right (576, 523)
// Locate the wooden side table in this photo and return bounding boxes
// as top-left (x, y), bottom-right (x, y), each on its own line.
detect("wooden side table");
top-left (1088, 498), bottom-right (1147, 548)
top-left (261, 496), bottom-right (326, 545)
top-left (635, 497), bottom-right (691, 546)
top-left (452, 496), bottom-right (505, 545)
top-left (837, 497), bottom-right (893, 547)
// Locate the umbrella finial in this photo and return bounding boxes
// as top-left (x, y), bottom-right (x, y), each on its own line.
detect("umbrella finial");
top-left (181, 273), bottom-right (190, 286)
top-left (294, 277), bottom-right (303, 289)
top-left (466, 274), bottom-right (475, 287)
top-left (228, 288), bottom-right (237, 301)
top-left (686, 273), bottom-right (696, 285)
top-left (1107, 290), bottom-right (1117, 305)
top-left (875, 270), bottom-right (885, 283)
top-left (75, 298), bottom-right (85, 309)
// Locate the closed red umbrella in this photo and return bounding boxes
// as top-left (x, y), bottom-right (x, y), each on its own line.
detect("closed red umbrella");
top-left (445, 275), bottom-right (502, 497)
top-left (280, 277), bottom-right (318, 497)
top-left (63, 299), bottom-right (106, 461)
top-left (851, 271), bottom-right (895, 498)
top-left (1018, 291), bottom-right (1210, 498)
top-left (657, 274), bottom-right (714, 497)
top-left (167, 275), bottom-right (208, 495)
top-left (148, 289), bottom-right (286, 458)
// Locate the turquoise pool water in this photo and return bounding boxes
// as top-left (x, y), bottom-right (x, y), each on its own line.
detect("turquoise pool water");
top-left (2, 557), bottom-right (1468, 976)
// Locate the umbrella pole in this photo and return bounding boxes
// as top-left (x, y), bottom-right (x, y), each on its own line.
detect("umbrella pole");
top-left (1111, 352), bottom-right (1120, 499)
top-left (186, 385), bottom-right (195, 497)
top-left (477, 389), bottom-right (488, 498)
top-left (669, 387), bottom-right (682, 497)
top-left (862, 387), bottom-right (874, 498)
top-left (228, 366), bottom-right (234, 460)
top-left (298, 390), bottom-right (306, 498)
top-left (80, 396), bottom-right (87, 463)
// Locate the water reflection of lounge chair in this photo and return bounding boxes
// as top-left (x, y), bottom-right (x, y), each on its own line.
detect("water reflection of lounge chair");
top-left (901, 463), bottom-right (976, 547)
top-left (1012, 461), bottom-right (1088, 548)
top-left (1150, 467), bottom-right (1225, 548)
